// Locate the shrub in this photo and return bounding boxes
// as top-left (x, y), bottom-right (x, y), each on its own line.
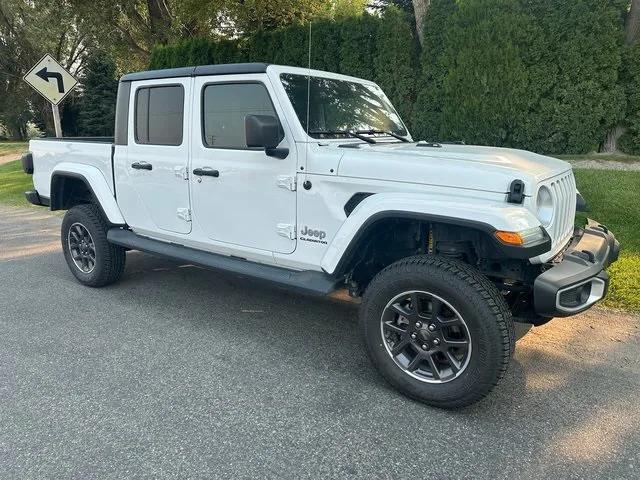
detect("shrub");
top-left (620, 44), bottom-right (640, 155)
top-left (147, 2), bottom-right (631, 155)
top-left (373, 6), bottom-right (418, 126)
top-left (412, 0), bottom-right (627, 153)
top-left (411, 0), bottom-right (457, 142)
top-left (339, 12), bottom-right (380, 80)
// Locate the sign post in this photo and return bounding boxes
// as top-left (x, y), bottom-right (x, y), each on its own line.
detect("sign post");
top-left (51, 104), bottom-right (62, 138)
top-left (23, 54), bottom-right (78, 138)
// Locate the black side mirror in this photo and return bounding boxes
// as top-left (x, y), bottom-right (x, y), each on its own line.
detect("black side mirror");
top-left (245, 114), bottom-right (288, 159)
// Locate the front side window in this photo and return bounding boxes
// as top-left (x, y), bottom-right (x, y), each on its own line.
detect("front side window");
top-left (202, 83), bottom-right (277, 149)
top-left (280, 73), bottom-right (407, 138)
top-left (135, 85), bottom-right (184, 146)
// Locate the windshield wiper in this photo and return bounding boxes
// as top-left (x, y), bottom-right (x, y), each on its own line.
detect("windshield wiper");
top-left (308, 130), bottom-right (377, 144)
top-left (356, 129), bottom-right (410, 143)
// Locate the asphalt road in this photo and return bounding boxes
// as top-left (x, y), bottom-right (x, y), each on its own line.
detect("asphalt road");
top-left (1, 205), bottom-right (639, 479)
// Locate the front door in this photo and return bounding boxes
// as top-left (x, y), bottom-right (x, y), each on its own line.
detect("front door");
top-left (190, 76), bottom-right (297, 254)
top-left (116, 77), bottom-right (192, 235)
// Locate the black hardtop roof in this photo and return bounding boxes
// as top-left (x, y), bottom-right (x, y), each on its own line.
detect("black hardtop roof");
top-left (120, 62), bottom-right (271, 82)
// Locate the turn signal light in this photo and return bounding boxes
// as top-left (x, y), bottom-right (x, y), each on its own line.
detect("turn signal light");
top-left (495, 231), bottom-right (524, 246)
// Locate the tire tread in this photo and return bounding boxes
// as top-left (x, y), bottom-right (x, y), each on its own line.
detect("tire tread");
top-left (360, 255), bottom-right (514, 409)
top-left (62, 204), bottom-right (125, 287)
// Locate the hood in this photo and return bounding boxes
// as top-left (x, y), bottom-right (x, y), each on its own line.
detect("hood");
top-left (335, 142), bottom-right (572, 195)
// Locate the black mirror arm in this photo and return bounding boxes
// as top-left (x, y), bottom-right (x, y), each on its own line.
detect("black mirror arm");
top-left (265, 147), bottom-right (289, 159)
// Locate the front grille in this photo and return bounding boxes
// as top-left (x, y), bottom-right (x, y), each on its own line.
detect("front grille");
top-left (544, 171), bottom-right (576, 249)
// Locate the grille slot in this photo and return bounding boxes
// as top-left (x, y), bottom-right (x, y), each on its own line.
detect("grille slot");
top-left (544, 172), bottom-right (576, 250)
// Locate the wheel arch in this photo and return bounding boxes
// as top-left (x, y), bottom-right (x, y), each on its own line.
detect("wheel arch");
top-left (50, 165), bottom-right (125, 225)
top-left (321, 193), bottom-right (549, 277)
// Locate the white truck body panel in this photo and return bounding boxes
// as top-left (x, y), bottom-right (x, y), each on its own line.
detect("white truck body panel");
top-left (27, 63), bottom-right (577, 274)
top-left (51, 162), bottom-right (126, 225)
top-left (29, 142), bottom-right (126, 224)
top-left (31, 140), bottom-right (114, 197)
top-left (319, 192), bottom-right (542, 274)
top-left (24, 63), bottom-right (619, 410)
top-left (188, 73), bottom-right (298, 255)
top-left (116, 76), bottom-right (194, 235)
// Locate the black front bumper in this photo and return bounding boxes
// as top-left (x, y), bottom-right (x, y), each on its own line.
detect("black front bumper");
top-left (534, 219), bottom-right (620, 317)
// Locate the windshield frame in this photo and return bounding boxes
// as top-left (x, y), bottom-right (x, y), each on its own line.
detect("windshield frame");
top-left (276, 70), bottom-right (410, 142)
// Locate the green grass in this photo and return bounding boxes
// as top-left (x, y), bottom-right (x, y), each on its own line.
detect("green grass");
top-left (0, 159), bottom-right (33, 206)
top-left (0, 141), bottom-right (28, 156)
top-left (557, 152), bottom-right (640, 163)
top-left (574, 169), bottom-right (640, 312)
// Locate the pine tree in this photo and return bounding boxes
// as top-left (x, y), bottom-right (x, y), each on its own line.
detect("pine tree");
top-left (78, 54), bottom-right (118, 137)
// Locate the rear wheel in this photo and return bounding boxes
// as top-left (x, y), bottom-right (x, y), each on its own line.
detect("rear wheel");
top-left (360, 255), bottom-right (514, 409)
top-left (61, 204), bottom-right (126, 287)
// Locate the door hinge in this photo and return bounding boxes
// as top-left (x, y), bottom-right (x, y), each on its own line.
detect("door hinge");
top-left (277, 223), bottom-right (296, 240)
top-left (177, 208), bottom-right (192, 222)
top-left (277, 175), bottom-right (296, 191)
top-left (174, 166), bottom-right (189, 180)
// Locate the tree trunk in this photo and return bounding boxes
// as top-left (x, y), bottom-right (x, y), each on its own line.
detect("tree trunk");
top-left (146, 0), bottom-right (173, 44)
top-left (412, 0), bottom-right (431, 46)
top-left (601, 125), bottom-right (626, 153)
top-left (627, 0), bottom-right (640, 46)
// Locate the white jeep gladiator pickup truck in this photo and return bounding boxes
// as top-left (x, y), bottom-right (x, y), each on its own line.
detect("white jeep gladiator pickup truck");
top-left (22, 63), bottom-right (619, 408)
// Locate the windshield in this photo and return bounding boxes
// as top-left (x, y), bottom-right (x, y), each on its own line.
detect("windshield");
top-left (280, 73), bottom-right (407, 139)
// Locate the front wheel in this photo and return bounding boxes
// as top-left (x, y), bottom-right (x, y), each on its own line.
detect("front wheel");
top-left (61, 204), bottom-right (126, 287)
top-left (360, 255), bottom-right (514, 409)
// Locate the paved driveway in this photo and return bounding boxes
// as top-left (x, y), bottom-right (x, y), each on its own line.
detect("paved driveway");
top-left (1, 205), bottom-right (638, 479)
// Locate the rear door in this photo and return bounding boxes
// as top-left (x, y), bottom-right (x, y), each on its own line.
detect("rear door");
top-left (116, 77), bottom-right (192, 235)
top-left (189, 75), bottom-right (297, 254)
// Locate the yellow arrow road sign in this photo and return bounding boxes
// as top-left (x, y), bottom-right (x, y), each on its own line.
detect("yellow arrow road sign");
top-left (23, 54), bottom-right (78, 105)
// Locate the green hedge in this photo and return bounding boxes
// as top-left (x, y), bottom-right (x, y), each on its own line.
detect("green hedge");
top-left (149, 2), bottom-right (634, 155)
top-left (620, 44), bottom-right (640, 155)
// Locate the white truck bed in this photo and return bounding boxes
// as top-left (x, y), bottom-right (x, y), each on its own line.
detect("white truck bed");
top-left (30, 138), bottom-right (115, 199)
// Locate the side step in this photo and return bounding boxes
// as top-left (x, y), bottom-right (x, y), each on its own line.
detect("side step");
top-left (107, 228), bottom-right (340, 296)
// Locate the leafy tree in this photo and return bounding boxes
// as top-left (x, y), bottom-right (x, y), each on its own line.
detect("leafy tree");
top-left (77, 54), bottom-right (118, 136)
top-left (78, 0), bottom-right (366, 70)
top-left (0, 0), bottom-right (94, 138)
top-left (225, 0), bottom-right (366, 34)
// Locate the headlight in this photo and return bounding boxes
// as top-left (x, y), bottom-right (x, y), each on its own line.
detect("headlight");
top-left (536, 186), bottom-right (554, 227)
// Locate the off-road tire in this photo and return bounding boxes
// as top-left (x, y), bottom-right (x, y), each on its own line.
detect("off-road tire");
top-left (360, 255), bottom-right (514, 409)
top-left (61, 204), bottom-right (126, 287)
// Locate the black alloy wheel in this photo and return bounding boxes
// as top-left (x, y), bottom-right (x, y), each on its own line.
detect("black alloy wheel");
top-left (67, 222), bottom-right (97, 273)
top-left (381, 290), bottom-right (471, 383)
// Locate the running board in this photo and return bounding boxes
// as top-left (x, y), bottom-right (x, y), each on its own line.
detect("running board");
top-left (107, 228), bottom-right (340, 296)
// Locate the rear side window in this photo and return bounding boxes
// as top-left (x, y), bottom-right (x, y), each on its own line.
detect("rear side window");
top-left (202, 83), bottom-right (277, 149)
top-left (135, 85), bottom-right (184, 146)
